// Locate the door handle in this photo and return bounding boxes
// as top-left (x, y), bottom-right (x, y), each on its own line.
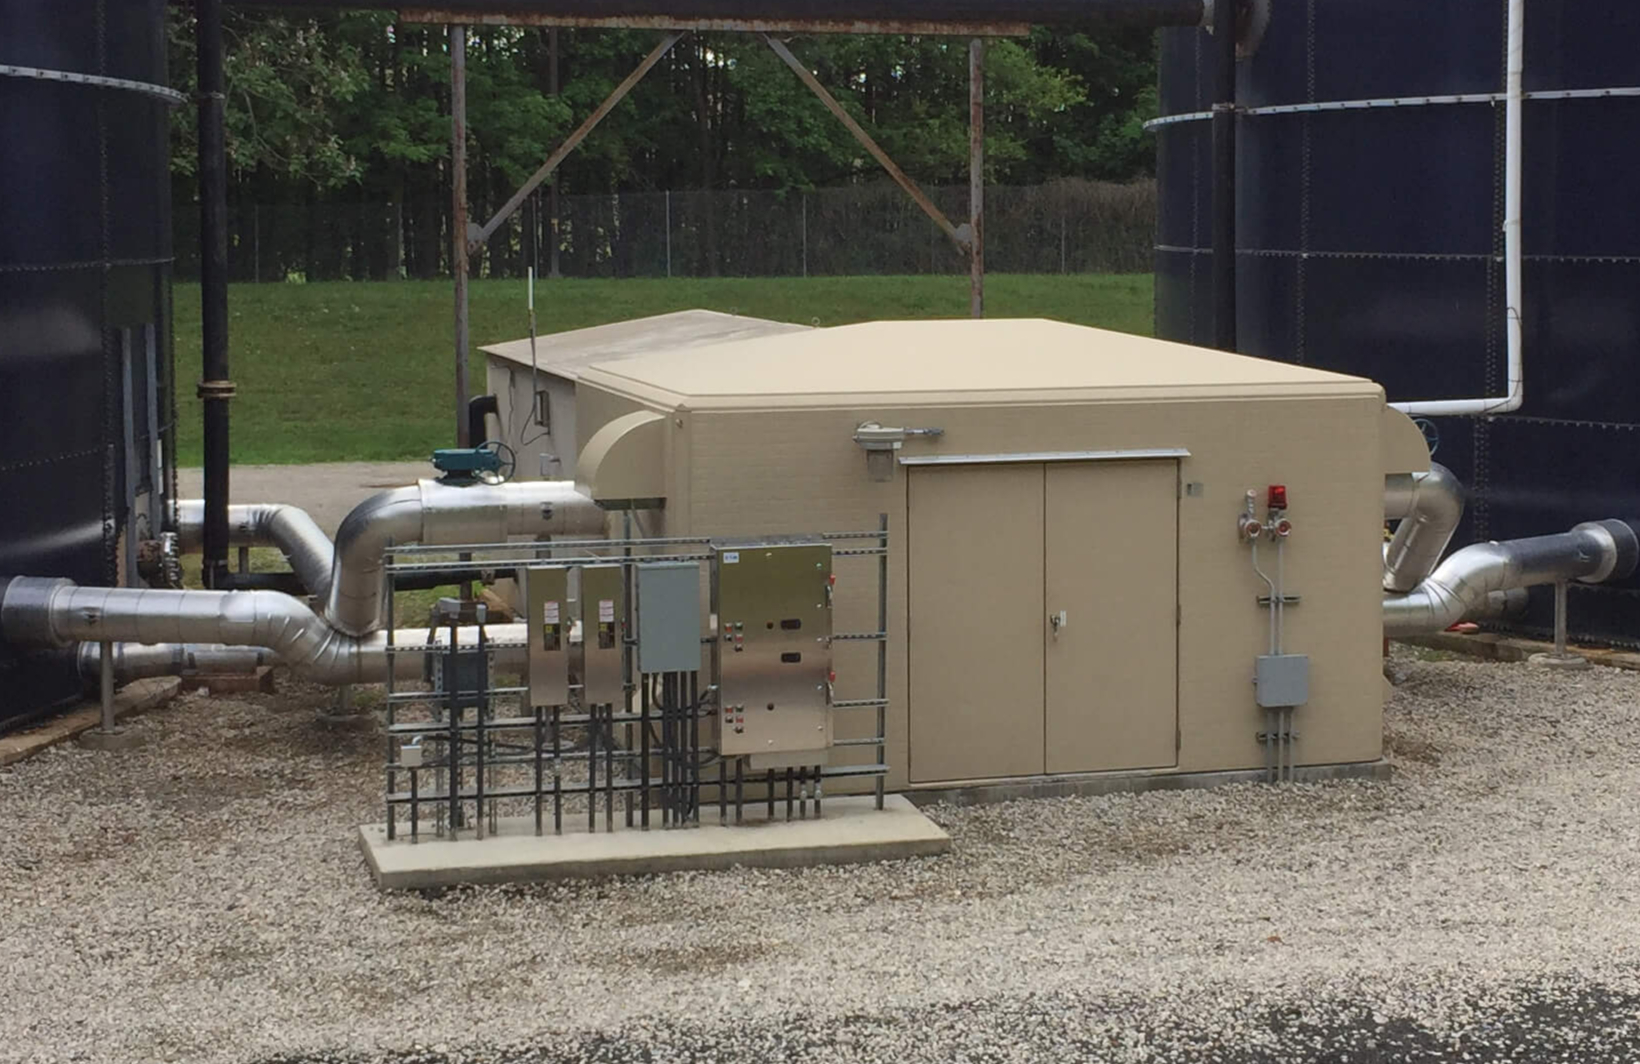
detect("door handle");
top-left (1049, 609), bottom-right (1068, 637)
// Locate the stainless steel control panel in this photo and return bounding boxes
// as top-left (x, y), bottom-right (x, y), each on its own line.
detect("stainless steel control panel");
top-left (522, 566), bottom-right (569, 707)
top-left (579, 564), bottom-right (624, 706)
top-left (714, 543), bottom-right (833, 756)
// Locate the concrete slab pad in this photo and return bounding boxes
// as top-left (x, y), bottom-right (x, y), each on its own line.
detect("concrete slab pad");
top-left (908, 759), bottom-right (1391, 806)
top-left (358, 793), bottom-right (949, 890)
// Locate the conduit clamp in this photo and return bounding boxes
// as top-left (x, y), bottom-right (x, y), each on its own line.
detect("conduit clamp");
top-left (197, 379), bottom-right (237, 401)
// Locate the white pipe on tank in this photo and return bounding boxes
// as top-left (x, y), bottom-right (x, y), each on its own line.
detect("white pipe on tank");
top-left (1390, 0), bottom-right (1525, 418)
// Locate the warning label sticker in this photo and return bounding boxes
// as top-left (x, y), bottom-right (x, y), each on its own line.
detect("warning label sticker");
top-left (599, 599), bottom-right (615, 623)
top-left (543, 602), bottom-right (560, 624)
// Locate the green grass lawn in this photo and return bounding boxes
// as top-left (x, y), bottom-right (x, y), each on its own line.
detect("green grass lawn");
top-left (173, 274), bottom-right (1154, 465)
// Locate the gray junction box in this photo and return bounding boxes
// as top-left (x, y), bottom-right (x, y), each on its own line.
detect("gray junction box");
top-left (637, 562), bottom-right (703, 674)
top-left (1254, 654), bottom-right (1310, 709)
top-left (523, 566), bottom-right (570, 707)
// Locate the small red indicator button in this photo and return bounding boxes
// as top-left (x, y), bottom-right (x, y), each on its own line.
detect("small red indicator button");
top-left (1267, 484), bottom-right (1288, 510)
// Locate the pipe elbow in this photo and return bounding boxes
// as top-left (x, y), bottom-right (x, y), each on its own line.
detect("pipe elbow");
top-left (325, 486), bottom-right (425, 637)
top-left (1383, 462), bottom-right (1467, 592)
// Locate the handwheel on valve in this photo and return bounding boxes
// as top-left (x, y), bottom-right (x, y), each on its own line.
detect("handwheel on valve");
top-left (477, 440), bottom-right (516, 484)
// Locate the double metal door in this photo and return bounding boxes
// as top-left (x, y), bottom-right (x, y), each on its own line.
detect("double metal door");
top-left (908, 460), bottom-right (1179, 783)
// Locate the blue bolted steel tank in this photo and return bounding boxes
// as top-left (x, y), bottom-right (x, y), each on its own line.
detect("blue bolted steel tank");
top-left (1155, 0), bottom-right (1640, 643)
top-left (0, 0), bottom-right (177, 727)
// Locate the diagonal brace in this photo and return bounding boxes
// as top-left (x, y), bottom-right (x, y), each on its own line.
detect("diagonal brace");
top-left (470, 30), bottom-right (687, 253)
top-left (762, 33), bottom-right (970, 250)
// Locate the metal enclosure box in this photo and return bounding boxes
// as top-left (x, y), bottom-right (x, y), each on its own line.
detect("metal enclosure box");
top-left (636, 562), bottom-right (702, 675)
top-left (1255, 654), bottom-right (1311, 709)
top-left (715, 543), bottom-right (833, 756)
top-left (522, 566), bottom-right (570, 707)
top-left (578, 565), bottom-right (624, 705)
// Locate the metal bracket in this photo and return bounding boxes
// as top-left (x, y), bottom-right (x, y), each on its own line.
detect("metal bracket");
top-left (853, 422), bottom-right (944, 482)
top-left (1257, 594), bottom-right (1302, 607)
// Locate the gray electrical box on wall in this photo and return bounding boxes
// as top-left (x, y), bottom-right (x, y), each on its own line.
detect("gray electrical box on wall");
top-left (579, 565), bottom-right (624, 705)
top-left (714, 543), bottom-right (833, 757)
top-left (1255, 654), bottom-right (1310, 708)
top-left (637, 562), bottom-right (701, 674)
top-left (523, 566), bottom-right (570, 707)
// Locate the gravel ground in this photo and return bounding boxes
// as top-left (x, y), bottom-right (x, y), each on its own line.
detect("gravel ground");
top-left (5, 650), bottom-right (1640, 1063)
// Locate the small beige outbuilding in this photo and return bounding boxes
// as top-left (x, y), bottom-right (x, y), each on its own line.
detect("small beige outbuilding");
top-left (569, 318), bottom-right (1429, 796)
top-left (482, 309), bottom-right (808, 480)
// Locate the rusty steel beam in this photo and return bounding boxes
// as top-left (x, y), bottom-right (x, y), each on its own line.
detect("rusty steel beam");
top-left (451, 24), bottom-right (471, 445)
top-left (470, 31), bottom-right (685, 252)
top-left (237, 1), bottom-right (1210, 31)
top-left (402, 10), bottom-right (1033, 35)
top-left (763, 33), bottom-right (968, 250)
top-left (969, 37), bottom-right (985, 318)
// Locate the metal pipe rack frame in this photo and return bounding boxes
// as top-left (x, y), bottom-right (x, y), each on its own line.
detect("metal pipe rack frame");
top-left (379, 522), bottom-right (891, 842)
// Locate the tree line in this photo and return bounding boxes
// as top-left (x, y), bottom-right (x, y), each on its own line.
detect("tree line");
top-left (165, 9), bottom-right (1160, 279)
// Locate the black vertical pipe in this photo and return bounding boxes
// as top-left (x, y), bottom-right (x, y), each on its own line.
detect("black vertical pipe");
top-left (640, 676), bottom-right (650, 828)
top-left (451, 26), bottom-right (471, 447)
top-left (196, 0), bottom-right (232, 588)
top-left (1209, 0), bottom-right (1237, 352)
top-left (690, 672), bottom-right (700, 824)
top-left (533, 706), bottom-right (544, 836)
top-left (603, 704), bottom-right (614, 832)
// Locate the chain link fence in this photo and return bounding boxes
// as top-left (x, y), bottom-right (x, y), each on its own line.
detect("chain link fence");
top-left (174, 179), bottom-right (1155, 282)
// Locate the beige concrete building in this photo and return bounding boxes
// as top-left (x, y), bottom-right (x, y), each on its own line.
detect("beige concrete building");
top-left (569, 317), bottom-right (1430, 795)
top-left (482, 309), bottom-right (808, 480)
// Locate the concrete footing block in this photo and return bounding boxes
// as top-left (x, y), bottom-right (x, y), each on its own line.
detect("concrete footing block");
top-left (1529, 651), bottom-right (1592, 671)
top-left (358, 794), bottom-right (950, 890)
top-left (182, 666), bottom-right (275, 696)
top-left (908, 759), bottom-right (1391, 807)
top-left (76, 727), bottom-right (146, 752)
top-left (1403, 633), bottom-right (1640, 672)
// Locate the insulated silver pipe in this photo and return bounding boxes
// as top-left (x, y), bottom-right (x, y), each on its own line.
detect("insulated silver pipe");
top-left (1383, 520), bottom-right (1639, 637)
top-left (175, 499), bottom-right (335, 597)
top-left (3, 577), bottom-right (526, 685)
top-left (76, 641), bottom-right (275, 682)
top-left (325, 479), bottom-right (606, 637)
top-left (1383, 463), bottom-right (1465, 593)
